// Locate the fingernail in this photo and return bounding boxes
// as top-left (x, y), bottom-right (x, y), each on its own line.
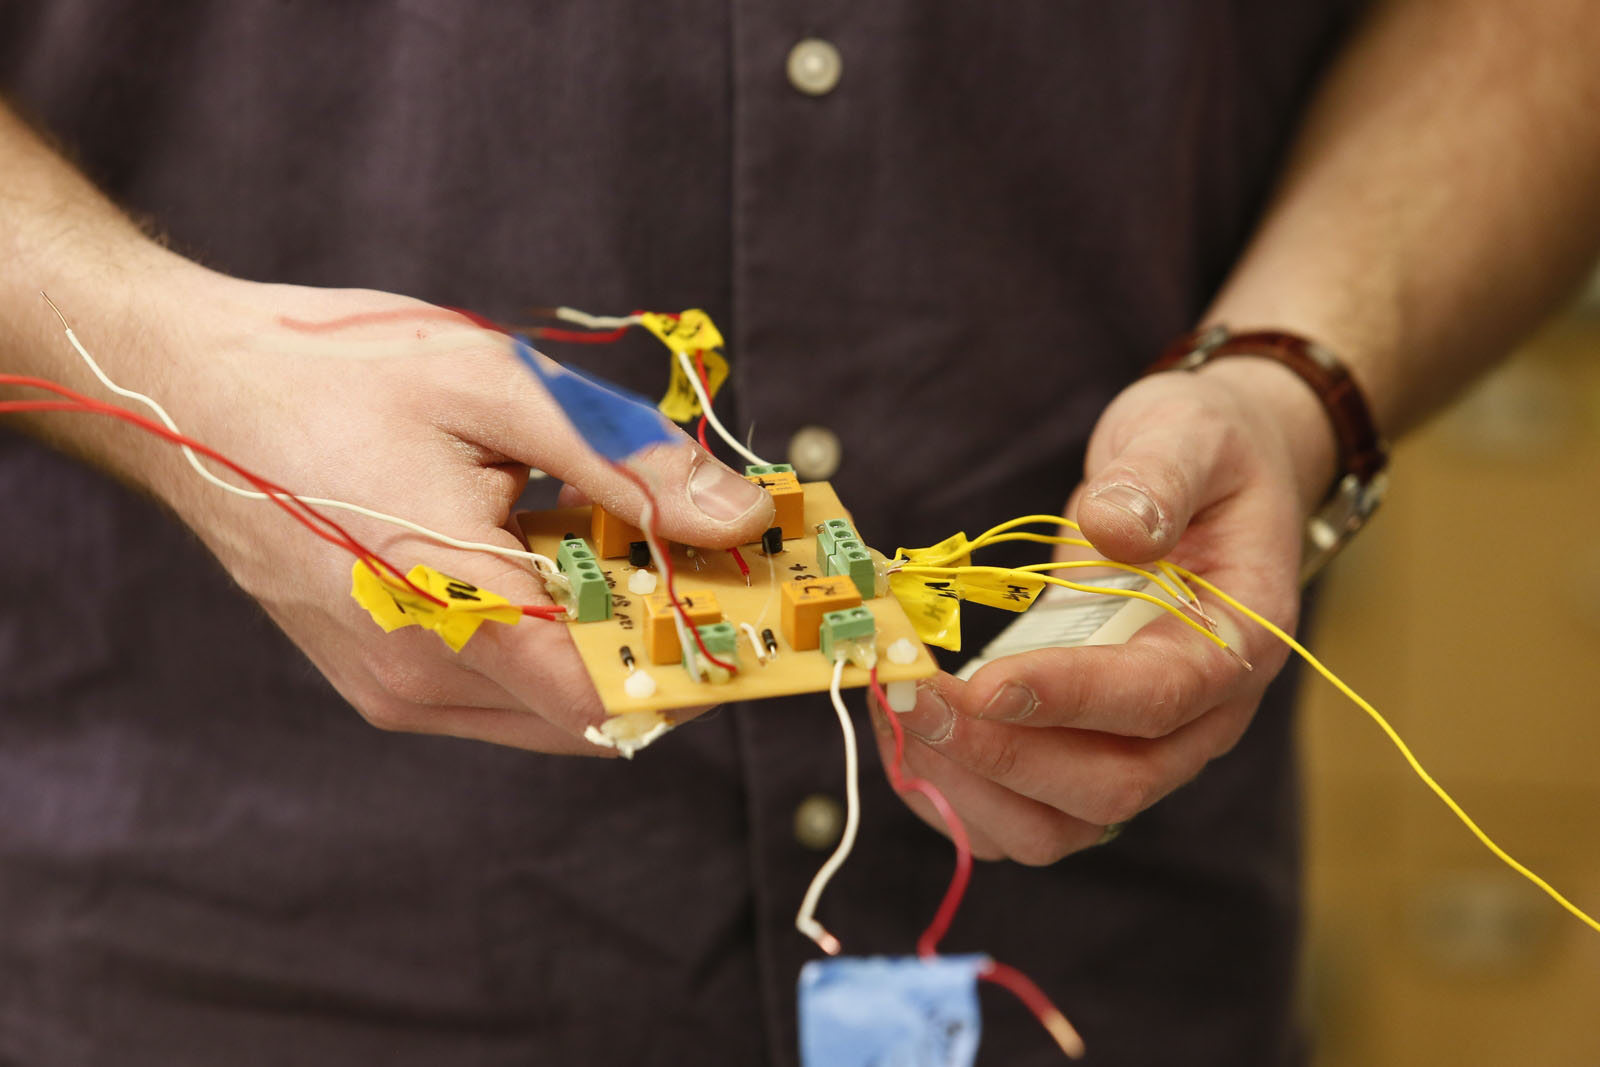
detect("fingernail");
top-left (688, 460), bottom-right (767, 522)
top-left (980, 683), bottom-right (1037, 723)
top-left (1089, 482), bottom-right (1162, 538)
top-left (897, 684), bottom-right (955, 744)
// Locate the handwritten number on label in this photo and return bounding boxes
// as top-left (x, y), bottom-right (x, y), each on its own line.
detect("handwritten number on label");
top-left (443, 580), bottom-right (482, 602)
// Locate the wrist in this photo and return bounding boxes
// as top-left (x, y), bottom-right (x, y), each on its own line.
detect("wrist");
top-left (23, 249), bottom-right (245, 507)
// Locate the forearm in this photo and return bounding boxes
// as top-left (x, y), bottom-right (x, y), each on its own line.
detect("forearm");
top-left (1204, 0), bottom-right (1600, 474)
top-left (0, 101), bottom-right (209, 490)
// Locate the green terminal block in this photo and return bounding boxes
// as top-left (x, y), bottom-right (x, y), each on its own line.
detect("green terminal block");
top-left (815, 518), bottom-right (857, 566)
top-left (686, 621), bottom-right (739, 680)
top-left (556, 538), bottom-right (613, 622)
top-left (819, 606), bottom-right (876, 663)
top-left (828, 537), bottom-right (876, 599)
top-left (744, 463), bottom-right (795, 477)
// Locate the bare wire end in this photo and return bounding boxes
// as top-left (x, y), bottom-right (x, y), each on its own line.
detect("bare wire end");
top-left (39, 290), bottom-right (70, 331)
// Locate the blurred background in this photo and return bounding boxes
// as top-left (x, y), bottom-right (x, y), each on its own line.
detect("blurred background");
top-left (1298, 270), bottom-right (1600, 1064)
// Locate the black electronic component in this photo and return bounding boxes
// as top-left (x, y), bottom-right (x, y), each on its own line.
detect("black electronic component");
top-left (761, 526), bottom-right (784, 556)
top-left (761, 628), bottom-right (778, 655)
top-left (628, 540), bottom-right (651, 568)
top-left (620, 645), bottom-right (636, 670)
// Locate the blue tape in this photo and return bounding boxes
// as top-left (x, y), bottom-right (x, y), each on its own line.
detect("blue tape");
top-left (511, 334), bottom-right (675, 462)
top-left (798, 954), bottom-right (988, 1067)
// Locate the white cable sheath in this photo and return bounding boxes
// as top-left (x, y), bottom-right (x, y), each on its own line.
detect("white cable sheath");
top-left (674, 348), bottom-right (768, 468)
top-left (794, 656), bottom-right (862, 955)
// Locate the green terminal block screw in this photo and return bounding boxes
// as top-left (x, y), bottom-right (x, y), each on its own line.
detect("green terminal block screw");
top-left (816, 518), bottom-right (857, 567)
top-left (556, 537), bottom-right (591, 573)
top-left (819, 606), bottom-right (876, 663)
top-left (557, 538), bottom-right (613, 622)
top-left (827, 537), bottom-right (876, 600)
top-left (744, 463), bottom-right (795, 477)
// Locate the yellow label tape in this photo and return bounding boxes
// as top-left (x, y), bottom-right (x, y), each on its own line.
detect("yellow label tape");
top-left (889, 571), bottom-right (964, 651)
top-left (351, 562), bottom-right (522, 652)
top-left (897, 531), bottom-right (973, 569)
top-left (639, 309), bottom-right (730, 422)
top-left (951, 568), bottom-right (1046, 612)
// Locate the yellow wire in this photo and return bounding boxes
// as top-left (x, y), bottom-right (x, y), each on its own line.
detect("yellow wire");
top-left (1170, 564), bottom-right (1600, 937)
top-left (1155, 560), bottom-right (1205, 614)
top-left (972, 513), bottom-right (1084, 542)
top-left (969, 531), bottom-right (1095, 552)
top-left (1011, 559), bottom-right (1195, 613)
top-left (896, 516), bottom-right (1090, 570)
top-left (897, 564), bottom-right (1228, 649)
top-left (903, 511), bottom-right (1600, 936)
top-left (898, 515), bottom-right (1219, 642)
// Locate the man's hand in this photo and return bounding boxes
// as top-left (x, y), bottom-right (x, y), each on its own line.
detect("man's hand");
top-left (0, 100), bottom-right (780, 755)
top-left (69, 270), bottom-right (775, 754)
top-left (871, 360), bottom-right (1335, 863)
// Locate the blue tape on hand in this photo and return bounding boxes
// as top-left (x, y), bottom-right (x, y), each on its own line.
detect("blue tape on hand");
top-left (511, 334), bottom-right (676, 462)
top-left (798, 954), bottom-right (988, 1067)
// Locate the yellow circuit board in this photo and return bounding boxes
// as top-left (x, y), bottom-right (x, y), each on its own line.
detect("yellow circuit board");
top-left (516, 482), bottom-right (939, 717)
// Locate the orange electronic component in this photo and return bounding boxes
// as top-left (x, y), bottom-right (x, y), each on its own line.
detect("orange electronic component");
top-left (780, 575), bottom-right (863, 652)
top-left (744, 469), bottom-right (805, 540)
top-left (644, 588), bottom-right (723, 665)
top-left (591, 503), bottom-right (645, 559)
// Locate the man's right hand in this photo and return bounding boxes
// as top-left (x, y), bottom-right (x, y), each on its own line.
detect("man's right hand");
top-left (39, 266), bottom-right (775, 754)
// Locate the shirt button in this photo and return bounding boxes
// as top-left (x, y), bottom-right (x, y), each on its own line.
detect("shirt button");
top-left (788, 425), bottom-right (842, 480)
top-left (786, 38), bottom-right (843, 97)
top-left (794, 793), bottom-right (845, 851)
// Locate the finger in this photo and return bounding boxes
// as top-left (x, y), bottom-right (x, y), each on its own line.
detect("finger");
top-left (897, 734), bottom-right (1103, 866)
top-left (556, 483), bottom-right (591, 508)
top-left (864, 689), bottom-right (1010, 860)
top-left (293, 625), bottom-right (599, 754)
top-left (1076, 393), bottom-right (1242, 563)
top-left (951, 620), bottom-right (1248, 736)
top-left (905, 676), bottom-right (1254, 826)
top-left (868, 686), bottom-right (1101, 866)
top-left (449, 344), bottom-right (775, 549)
top-left (428, 533), bottom-right (609, 738)
top-left (372, 702), bottom-right (613, 757)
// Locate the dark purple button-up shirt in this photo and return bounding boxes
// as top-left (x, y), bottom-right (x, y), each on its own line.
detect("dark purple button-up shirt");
top-left (1, 3), bottom-right (1354, 1063)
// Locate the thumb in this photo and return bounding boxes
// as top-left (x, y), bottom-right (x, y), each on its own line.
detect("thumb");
top-left (577, 439), bottom-right (777, 550)
top-left (1076, 406), bottom-right (1235, 564)
top-left (461, 348), bottom-right (777, 550)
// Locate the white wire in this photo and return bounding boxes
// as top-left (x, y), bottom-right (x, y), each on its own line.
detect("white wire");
top-left (755, 545), bottom-right (779, 629)
top-left (42, 294), bottom-right (558, 574)
top-left (553, 305), bottom-right (768, 468)
top-left (674, 348), bottom-right (768, 468)
top-left (794, 656), bottom-right (861, 956)
top-left (553, 307), bottom-right (645, 330)
top-left (738, 621), bottom-right (768, 663)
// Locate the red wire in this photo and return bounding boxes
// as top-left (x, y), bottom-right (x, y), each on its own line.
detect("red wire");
top-left (868, 665), bottom-right (973, 957)
top-left (0, 376), bottom-right (564, 620)
top-left (279, 306), bottom-right (628, 346)
top-left (867, 664), bottom-right (1083, 1058)
top-left (1, 384), bottom-right (413, 593)
top-left (692, 349), bottom-right (712, 451)
top-left (979, 961), bottom-right (1085, 1059)
top-left (728, 546), bottom-right (750, 584)
top-left (532, 325), bottom-right (631, 345)
top-left (609, 462), bottom-right (737, 675)
top-left (278, 307), bottom-right (505, 336)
